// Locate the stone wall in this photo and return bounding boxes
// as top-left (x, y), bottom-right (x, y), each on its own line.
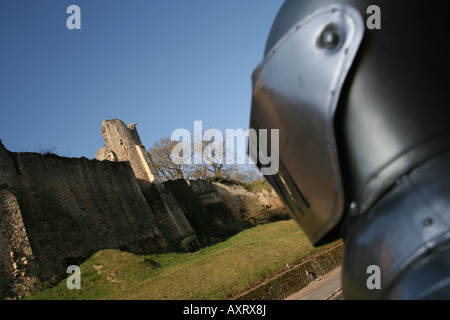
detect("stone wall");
top-left (163, 179), bottom-right (229, 236)
top-left (0, 187), bottom-right (38, 298)
top-left (234, 243), bottom-right (344, 300)
top-left (0, 119), bottom-right (290, 299)
top-left (0, 141), bottom-right (165, 298)
top-left (95, 119), bottom-right (288, 240)
top-left (96, 119), bottom-right (195, 242)
top-left (187, 179), bottom-right (235, 226)
top-left (141, 183), bottom-right (194, 241)
top-left (189, 179), bottom-right (288, 224)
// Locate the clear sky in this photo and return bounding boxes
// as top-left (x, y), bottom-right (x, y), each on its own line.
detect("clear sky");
top-left (0, 0), bottom-right (285, 159)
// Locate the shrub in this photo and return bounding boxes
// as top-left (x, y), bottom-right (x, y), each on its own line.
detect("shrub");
top-left (241, 180), bottom-right (272, 193)
top-left (180, 235), bottom-right (200, 253)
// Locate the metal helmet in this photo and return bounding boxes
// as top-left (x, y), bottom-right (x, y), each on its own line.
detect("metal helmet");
top-left (250, 0), bottom-right (450, 299)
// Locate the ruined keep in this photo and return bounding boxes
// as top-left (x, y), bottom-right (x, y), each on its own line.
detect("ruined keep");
top-left (96, 120), bottom-right (158, 184)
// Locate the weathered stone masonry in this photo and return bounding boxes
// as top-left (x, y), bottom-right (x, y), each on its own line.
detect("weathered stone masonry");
top-left (96, 119), bottom-right (196, 241)
top-left (0, 119), bottom-right (286, 299)
top-left (0, 140), bottom-right (165, 298)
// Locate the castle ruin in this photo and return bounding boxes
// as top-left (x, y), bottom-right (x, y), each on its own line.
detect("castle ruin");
top-left (0, 119), bottom-right (286, 299)
top-left (0, 141), bottom-right (165, 298)
top-left (96, 119), bottom-right (196, 241)
top-left (96, 120), bottom-right (158, 183)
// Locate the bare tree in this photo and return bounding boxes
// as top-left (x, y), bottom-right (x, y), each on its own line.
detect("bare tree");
top-left (148, 137), bottom-right (191, 181)
top-left (148, 134), bottom-right (263, 183)
top-left (190, 133), bottom-right (233, 180)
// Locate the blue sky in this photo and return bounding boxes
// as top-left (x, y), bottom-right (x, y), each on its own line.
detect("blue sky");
top-left (0, 0), bottom-right (284, 159)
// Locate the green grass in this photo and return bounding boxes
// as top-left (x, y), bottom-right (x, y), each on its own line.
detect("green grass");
top-left (27, 220), bottom-right (335, 300)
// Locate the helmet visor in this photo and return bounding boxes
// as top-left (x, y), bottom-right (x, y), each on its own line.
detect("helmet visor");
top-left (249, 4), bottom-right (364, 245)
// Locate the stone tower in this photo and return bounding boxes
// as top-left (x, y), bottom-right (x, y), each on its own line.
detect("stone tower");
top-left (96, 119), bottom-right (158, 184)
top-left (96, 119), bottom-right (194, 241)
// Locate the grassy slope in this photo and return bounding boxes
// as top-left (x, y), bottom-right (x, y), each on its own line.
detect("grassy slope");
top-left (27, 220), bottom-right (335, 300)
